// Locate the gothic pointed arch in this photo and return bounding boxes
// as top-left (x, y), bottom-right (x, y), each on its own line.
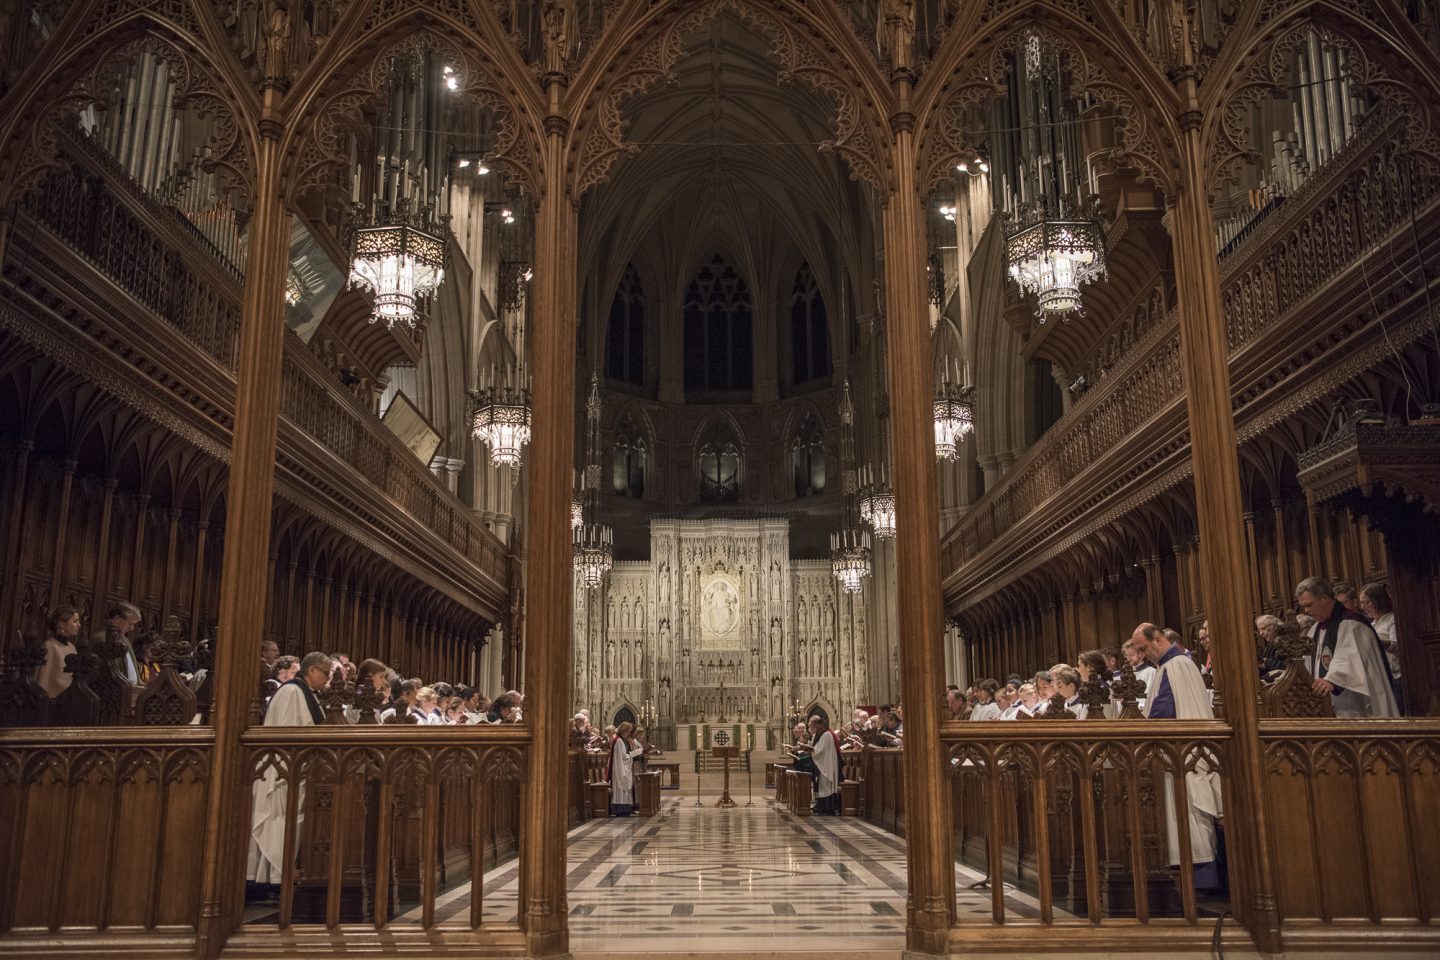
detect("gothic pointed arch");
top-left (563, 0), bottom-right (895, 197)
top-left (280, 15), bottom-right (545, 203)
top-left (913, 6), bottom-right (1184, 199)
top-left (0, 11), bottom-right (259, 215)
top-left (692, 413), bottom-right (746, 504)
top-left (605, 263), bottom-right (647, 387)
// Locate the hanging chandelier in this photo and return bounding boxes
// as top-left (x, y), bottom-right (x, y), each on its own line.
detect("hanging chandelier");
top-left (346, 52), bottom-right (452, 327)
top-left (830, 529), bottom-right (873, 594)
top-left (470, 371), bottom-right (532, 467)
top-left (348, 205), bottom-right (448, 326)
top-left (934, 359), bottom-right (975, 460)
top-left (572, 375), bottom-right (612, 589)
top-left (1004, 200), bottom-right (1105, 318)
top-left (573, 524), bottom-right (614, 589)
top-left (857, 464), bottom-right (896, 540)
top-left (994, 35), bottom-right (1106, 320)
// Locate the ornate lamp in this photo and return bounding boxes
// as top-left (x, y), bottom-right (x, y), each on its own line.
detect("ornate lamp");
top-left (934, 359), bottom-right (975, 460)
top-left (346, 52), bottom-right (452, 327)
top-left (830, 528), bottom-right (873, 594)
top-left (995, 35), bottom-right (1106, 320)
top-left (470, 371), bottom-right (532, 467)
top-left (857, 464), bottom-right (896, 540)
top-left (1004, 200), bottom-right (1106, 318)
top-left (573, 523), bottom-right (614, 589)
top-left (572, 375), bottom-right (612, 589)
top-left (347, 202), bottom-right (448, 326)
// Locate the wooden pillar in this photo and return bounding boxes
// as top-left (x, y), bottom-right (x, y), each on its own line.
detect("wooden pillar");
top-left (90, 477), bottom-right (119, 627)
top-left (1243, 512), bottom-right (1262, 616)
top-left (318, 576), bottom-right (333, 650)
top-left (1169, 118), bottom-right (1279, 950)
top-left (1, 440), bottom-right (34, 633)
top-left (281, 559), bottom-right (298, 651)
top-left (129, 493), bottom-right (151, 604)
top-left (195, 130), bottom-right (292, 959)
top-left (518, 88), bottom-right (577, 960)
top-left (879, 29), bottom-right (954, 951)
top-left (47, 461), bottom-right (78, 609)
top-left (190, 520), bottom-right (210, 643)
top-left (1271, 500), bottom-right (1291, 601)
top-left (301, 564), bottom-right (316, 651)
top-left (160, 507), bottom-right (181, 618)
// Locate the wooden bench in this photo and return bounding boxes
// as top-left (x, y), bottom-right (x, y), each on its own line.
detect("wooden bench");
top-left (784, 769), bottom-right (812, 816)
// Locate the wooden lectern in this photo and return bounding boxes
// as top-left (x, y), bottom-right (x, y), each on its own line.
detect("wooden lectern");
top-left (712, 746), bottom-right (740, 807)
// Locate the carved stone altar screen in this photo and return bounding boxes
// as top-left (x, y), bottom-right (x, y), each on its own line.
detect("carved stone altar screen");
top-left (571, 518), bottom-right (870, 738)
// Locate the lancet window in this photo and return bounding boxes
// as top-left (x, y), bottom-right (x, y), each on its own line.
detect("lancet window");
top-left (683, 255), bottom-right (753, 394)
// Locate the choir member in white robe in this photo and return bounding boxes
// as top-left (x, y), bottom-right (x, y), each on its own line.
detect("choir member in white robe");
top-left (247, 652), bottom-right (331, 886)
top-left (1134, 623), bottom-right (1224, 890)
top-left (607, 721), bottom-right (644, 816)
top-left (1054, 667), bottom-right (1087, 720)
top-left (1297, 578), bottom-right (1400, 718)
top-left (808, 715), bottom-right (843, 816)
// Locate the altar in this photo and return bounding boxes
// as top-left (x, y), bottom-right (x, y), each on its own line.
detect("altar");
top-left (571, 517), bottom-right (876, 740)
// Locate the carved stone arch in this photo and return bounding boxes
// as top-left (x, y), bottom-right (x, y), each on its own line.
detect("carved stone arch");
top-left (913, 8), bottom-right (1183, 198)
top-left (281, 15), bottom-right (545, 201)
top-left (1203, 8), bottom-right (1440, 190)
top-left (0, 14), bottom-right (258, 212)
top-left (564, 0), bottom-right (895, 198)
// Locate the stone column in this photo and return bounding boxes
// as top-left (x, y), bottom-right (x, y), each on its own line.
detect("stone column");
top-left (879, 34), bottom-right (954, 952)
top-left (1169, 116), bottom-right (1279, 950)
top-left (195, 127), bottom-right (292, 959)
top-left (517, 93), bottom-right (577, 958)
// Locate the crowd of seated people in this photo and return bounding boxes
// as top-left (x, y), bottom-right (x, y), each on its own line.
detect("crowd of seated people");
top-left (944, 575), bottom-right (1406, 721)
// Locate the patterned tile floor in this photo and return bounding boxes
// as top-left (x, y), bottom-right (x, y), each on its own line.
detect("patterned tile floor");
top-left (413, 788), bottom-right (1048, 955)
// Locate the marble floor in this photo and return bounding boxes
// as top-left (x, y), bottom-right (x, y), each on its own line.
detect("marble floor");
top-left (434, 779), bottom-right (1046, 957)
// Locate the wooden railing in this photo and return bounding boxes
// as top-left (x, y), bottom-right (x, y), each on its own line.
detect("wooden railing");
top-left (942, 111), bottom-right (1440, 592)
top-left (240, 726), bottom-right (528, 933)
top-left (0, 728), bottom-right (213, 948)
top-left (1260, 720), bottom-right (1440, 940)
top-left (943, 721), bottom-right (1230, 937)
top-left (11, 130), bottom-right (509, 596)
top-left (860, 746), bottom-right (905, 834)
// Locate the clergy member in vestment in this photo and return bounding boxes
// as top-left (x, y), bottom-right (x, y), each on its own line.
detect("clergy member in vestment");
top-left (1296, 576), bottom-right (1400, 718)
top-left (607, 721), bottom-right (645, 816)
top-left (1134, 623), bottom-right (1224, 891)
top-left (808, 715), bottom-right (843, 815)
top-left (247, 652), bottom-right (331, 888)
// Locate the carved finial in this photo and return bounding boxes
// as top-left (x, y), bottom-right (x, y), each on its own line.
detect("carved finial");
top-left (319, 675), bottom-right (355, 724)
top-left (1077, 675), bottom-right (1109, 718)
top-left (1259, 615), bottom-right (1334, 718)
top-left (1111, 663), bottom-right (1147, 719)
top-left (150, 616), bottom-right (192, 668)
top-left (383, 698), bottom-right (420, 724)
top-left (1043, 693), bottom-right (1077, 720)
top-left (353, 681), bottom-right (384, 724)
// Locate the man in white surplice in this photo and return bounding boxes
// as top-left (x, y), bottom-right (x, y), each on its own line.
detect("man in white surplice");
top-left (1296, 576), bottom-right (1400, 718)
top-left (1134, 622), bottom-right (1224, 890)
top-left (808, 715), bottom-right (843, 816)
top-left (247, 651), bottom-right (331, 886)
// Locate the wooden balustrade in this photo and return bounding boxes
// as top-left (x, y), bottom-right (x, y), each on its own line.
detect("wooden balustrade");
top-left (9, 130), bottom-right (509, 599)
top-left (241, 726), bottom-right (528, 933)
top-left (941, 111), bottom-right (1440, 593)
top-left (1260, 720), bottom-right (1440, 944)
top-left (860, 746), bottom-right (904, 834)
top-left (0, 728), bottom-right (213, 951)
